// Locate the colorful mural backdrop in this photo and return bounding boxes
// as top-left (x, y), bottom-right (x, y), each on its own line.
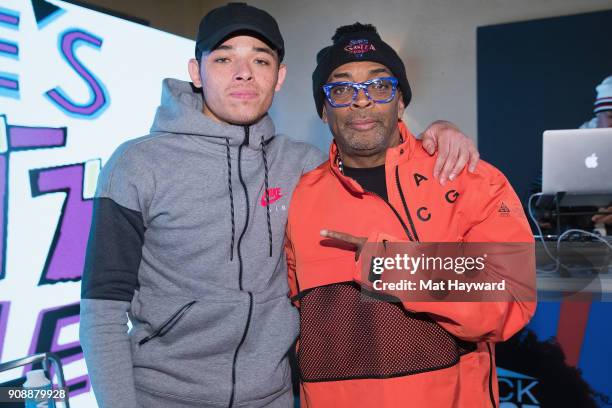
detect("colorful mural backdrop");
top-left (0, 0), bottom-right (192, 405)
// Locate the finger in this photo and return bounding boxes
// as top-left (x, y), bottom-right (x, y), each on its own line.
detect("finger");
top-left (592, 214), bottom-right (612, 224)
top-left (438, 140), bottom-right (460, 185)
top-left (433, 137), bottom-right (450, 180)
top-left (448, 144), bottom-right (469, 181)
top-left (592, 208), bottom-right (611, 223)
top-left (468, 148), bottom-right (480, 173)
top-left (420, 130), bottom-right (437, 155)
top-left (320, 229), bottom-right (363, 247)
top-left (421, 134), bottom-right (436, 155)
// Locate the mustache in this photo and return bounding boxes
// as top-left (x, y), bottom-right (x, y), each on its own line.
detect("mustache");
top-left (344, 113), bottom-right (383, 124)
top-left (227, 85), bottom-right (259, 91)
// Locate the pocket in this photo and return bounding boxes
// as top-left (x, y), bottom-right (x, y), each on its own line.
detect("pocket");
top-left (138, 300), bottom-right (196, 346)
top-left (129, 291), bottom-right (246, 403)
top-left (232, 292), bottom-right (297, 402)
top-left (297, 281), bottom-right (476, 382)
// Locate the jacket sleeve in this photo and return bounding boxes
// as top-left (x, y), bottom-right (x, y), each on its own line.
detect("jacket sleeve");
top-left (80, 142), bottom-right (150, 408)
top-left (285, 224), bottom-right (300, 307)
top-left (356, 167), bottom-right (536, 342)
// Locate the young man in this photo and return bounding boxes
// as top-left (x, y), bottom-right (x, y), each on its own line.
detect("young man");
top-left (80, 4), bottom-right (480, 408)
top-left (286, 23), bottom-right (536, 407)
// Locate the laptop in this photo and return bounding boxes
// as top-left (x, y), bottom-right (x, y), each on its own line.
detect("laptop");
top-left (542, 128), bottom-right (612, 206)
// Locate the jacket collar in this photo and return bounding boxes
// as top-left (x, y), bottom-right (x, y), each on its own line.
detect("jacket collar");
top-left (327, 120), bottom-right (416, 193)
top-left (150, 78), bottom-right (276, 150)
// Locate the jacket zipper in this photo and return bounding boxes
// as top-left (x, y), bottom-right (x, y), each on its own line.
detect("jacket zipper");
top-left (486, 342), bottom-right (497, 408)
top-left (394, 165), bottom-right (420, 242)
top-left (138, 301), bottom-right (196, 346)
top-left (368, 191), bottom-right (415, 242)
top-left (359, 164), bottom-right (419, 243)
top-left (228, 126), bottom-right (253, 408)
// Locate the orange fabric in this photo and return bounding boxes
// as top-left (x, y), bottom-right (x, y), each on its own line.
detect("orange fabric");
top-left (285, 121), bottom-right (536, 407)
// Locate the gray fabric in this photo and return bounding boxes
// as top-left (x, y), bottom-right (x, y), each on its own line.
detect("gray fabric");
top-left (136, 382), bottom-right (293, 408)
top-left (81, 78), bottom-right (325, 407)
top-left (80, 299), bottom-right (138, 408)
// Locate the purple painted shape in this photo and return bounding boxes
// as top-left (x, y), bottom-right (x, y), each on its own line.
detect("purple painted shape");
top-left (25, 304), bottom-right (53, 363)
top-left (0, 155), bottom-right (6, 280)
top-left (0, 77), bottom-right (18, 89)
top-left (0, 40), bottom-right (18, 55)
top-left (47, 314), bottom-right (90, 397)
top-left (0, 301), bottom-right (10, 361)
top-left (0, 122), bottom-right (67, 281)
top-left (0, 13), bottom-right (19, 26)
top-left (25, 304), bottom-right (75, 368)
top-left (50, 314), bottom-right (81, 365)
top-left (24, 303), bottom-right (90, 397)
top-left (46, 30), bottom-right (106, 116)
top-left (34, 164), bottom-right (92, 281)
top-left (9, 126), bottom-right (65, 148)
top-left (23, 307), bottom-right (53, 377)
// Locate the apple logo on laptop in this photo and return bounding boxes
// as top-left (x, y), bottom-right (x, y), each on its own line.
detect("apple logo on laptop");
top-left (585, 153), bottom-right (598, 169)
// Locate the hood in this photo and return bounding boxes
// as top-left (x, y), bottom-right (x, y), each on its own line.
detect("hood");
top-left (150, 78), bottom-right (276, 150)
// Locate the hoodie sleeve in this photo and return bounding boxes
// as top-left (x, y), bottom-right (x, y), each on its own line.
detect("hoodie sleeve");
top-left (80, 142), bottom-right (151, 408)
top-left (354, 166), bottom-right (536, 343)
top-left (301, 145), bottom-right (326, 174)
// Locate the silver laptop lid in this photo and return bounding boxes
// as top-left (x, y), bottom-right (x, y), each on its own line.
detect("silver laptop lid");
top-left (542, 128), bottom-right (612, 195)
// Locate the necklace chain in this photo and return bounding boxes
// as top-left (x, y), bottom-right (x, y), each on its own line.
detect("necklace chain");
top-left (336, 134), bottom-right (404, 175)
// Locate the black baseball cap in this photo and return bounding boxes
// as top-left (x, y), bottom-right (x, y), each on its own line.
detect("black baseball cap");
top-left (195, 2), bottom-right (284, 62)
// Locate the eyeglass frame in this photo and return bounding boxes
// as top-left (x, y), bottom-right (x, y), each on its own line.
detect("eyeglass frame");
top-left (322, 76), bottom-right (399, 108)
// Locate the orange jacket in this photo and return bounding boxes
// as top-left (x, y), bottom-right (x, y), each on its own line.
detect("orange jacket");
top-left (285, 121), bottom-right (536, 407)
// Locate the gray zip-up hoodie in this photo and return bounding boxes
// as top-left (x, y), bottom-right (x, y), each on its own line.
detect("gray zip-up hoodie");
top-left (80, 78), bottom-right (325, 408)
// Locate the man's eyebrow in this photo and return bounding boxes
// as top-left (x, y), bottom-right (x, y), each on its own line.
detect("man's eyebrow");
top-left (369, 68), bottom-right (391, 75)
top-left (212, 45), bottom-right (275, 58)
top-left (253, 46), bottom-right (275, 57)
top-left (214, 45), bottom-right (233, 51)
top-left (331, 68), bottom-right (391, 80)
top-left (331, 72), bottom-right (352, 80)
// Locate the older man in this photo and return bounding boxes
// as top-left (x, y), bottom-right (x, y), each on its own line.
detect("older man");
top-left (286, 23), bottom-right (535, 407)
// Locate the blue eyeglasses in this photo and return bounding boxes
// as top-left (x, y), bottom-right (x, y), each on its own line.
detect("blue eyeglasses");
top-left (323, 77), bottom-right (398, 107)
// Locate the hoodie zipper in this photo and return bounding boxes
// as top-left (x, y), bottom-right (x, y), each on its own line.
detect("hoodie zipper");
top-left (236, 126), bottom-right (250, 291)
top-left (229, 293), bottom-right (253, 407)
top-left (228, 126), bottom-right (253, 408)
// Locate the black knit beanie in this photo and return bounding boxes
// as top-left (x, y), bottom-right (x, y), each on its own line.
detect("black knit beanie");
top-left (312, 23), bottom-right (412, 118)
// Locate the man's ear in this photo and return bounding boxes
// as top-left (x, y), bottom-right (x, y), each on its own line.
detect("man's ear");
top-left (397, 90), bottom-right (405, 119)
top-left (275, 63), bottom-right (287, 92)
top-left (322, 104), bottom-right (328, 124)
top-left (188, 58), bottom-right (203, 88)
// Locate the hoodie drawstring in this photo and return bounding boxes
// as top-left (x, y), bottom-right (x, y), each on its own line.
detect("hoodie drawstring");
top-left (261, 136), bottom-right (273, 257)
top-left (226, 138), bottom-right (236, 261)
